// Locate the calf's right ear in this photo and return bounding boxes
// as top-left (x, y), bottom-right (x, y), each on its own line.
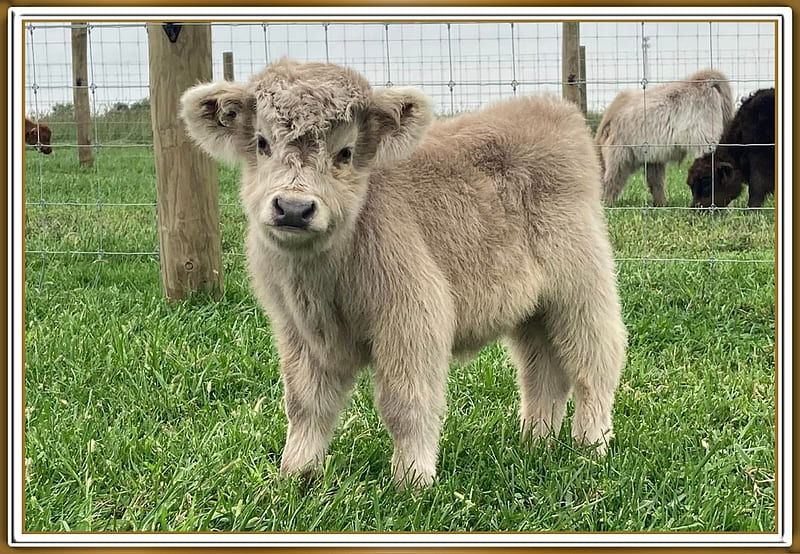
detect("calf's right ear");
top-left (716, 161), bottom-right (734, 180)
top-left (179, 81), bottom-right (256, 165)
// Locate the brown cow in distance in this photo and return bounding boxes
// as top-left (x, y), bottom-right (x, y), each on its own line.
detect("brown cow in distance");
top-left (25, 117), bottom-right (52, 155)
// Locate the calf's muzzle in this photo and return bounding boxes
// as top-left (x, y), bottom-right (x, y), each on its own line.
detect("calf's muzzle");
top-left (272, 196), bottom-right (317, 230)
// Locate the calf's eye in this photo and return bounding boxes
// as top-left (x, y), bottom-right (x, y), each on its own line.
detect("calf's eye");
top-left (257, 135), bottom-right (271, 156)
top-left (336, 147), bottom-right (353, 165)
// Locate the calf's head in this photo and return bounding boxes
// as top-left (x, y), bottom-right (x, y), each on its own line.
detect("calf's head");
top-left (26, 122), bottom-right (52, 155)
top-left (686, 152), bottom-right (743, 208)
top-left (180, 59), bottom-right (433, 252)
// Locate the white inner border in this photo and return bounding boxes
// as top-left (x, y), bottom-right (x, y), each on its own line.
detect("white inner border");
top-left (9, 5), bottom-right (792, 548)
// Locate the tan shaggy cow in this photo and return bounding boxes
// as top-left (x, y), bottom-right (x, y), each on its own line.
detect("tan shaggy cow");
top-left (180, 58), bottom-right (627, 488)
top-left (596, 69), bottom-right (734, 206)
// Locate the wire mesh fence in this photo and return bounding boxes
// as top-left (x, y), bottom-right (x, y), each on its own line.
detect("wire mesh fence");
top-left (23, 20), bottom-right (777, 267)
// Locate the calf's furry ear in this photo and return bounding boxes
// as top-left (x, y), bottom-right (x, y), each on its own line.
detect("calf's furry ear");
top-left (179, 81), bottom-right (256, 166)
top-left (716, 160), bottom-right (734, 179)
top-left (366, 87), bottom-right (433, 167)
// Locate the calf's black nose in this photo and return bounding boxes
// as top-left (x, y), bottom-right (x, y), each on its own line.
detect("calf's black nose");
top-left (273, 196), bottom-right (316, 229)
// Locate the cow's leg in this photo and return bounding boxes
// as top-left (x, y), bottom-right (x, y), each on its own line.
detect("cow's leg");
top-left (373, 335), bottom-right (450, 488)
top-left (541, 262), bottom-right (627, 454)
top-left (508, 314), bottom-right (572, 443)
top-left (746, 164), bottom-right (775, 208)
top-left (278, 328), bottom-right (358, 478)
top-left (372, 282), bottom-right (453, 488)
top-left (747, 186), bottom-right (769, 209)
top-left (644, 162), bottom-right (667, 207)
top-left (601, 155), bottom-right (634, 205)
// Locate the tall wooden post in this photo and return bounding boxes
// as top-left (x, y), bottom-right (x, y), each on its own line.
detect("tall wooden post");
top-left (71, 23), bottom-right (93, 167)
top-left (223, 51), bottom-right (234, 81)
top-left (148, 23), bottom-right (223, 301)
top-left (578, 45), bottom-right (588, 117)
top-left (561, 22), bottom-right (581, 108)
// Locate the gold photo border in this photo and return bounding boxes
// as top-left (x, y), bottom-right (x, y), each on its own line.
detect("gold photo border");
top-left (5, 1), bottom-right (792, 552)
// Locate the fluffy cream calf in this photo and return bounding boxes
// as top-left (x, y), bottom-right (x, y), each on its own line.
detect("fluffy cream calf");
top-left (180, 59), bottom-right (627, 487)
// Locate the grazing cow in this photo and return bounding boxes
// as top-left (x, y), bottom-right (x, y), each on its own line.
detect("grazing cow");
top-left (686, 88), bottom-right (775, 208)
top-left (596, 69), bottom-right (734, 206)
top-left (180, 59), bottom-right (627, 487)
top-left (25, 117), bottom-right (52, 155)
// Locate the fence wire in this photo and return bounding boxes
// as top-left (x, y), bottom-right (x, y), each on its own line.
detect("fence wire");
top-left (23, 20), bottom-right (777, 267)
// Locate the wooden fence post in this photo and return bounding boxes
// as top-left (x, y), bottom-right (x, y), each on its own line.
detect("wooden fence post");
top-left (148, 23), bottom-right (223, 301)
top-left (223, 51), bottom-right (234, 81)
top-left (71, 23), bottom-right (94, 167)
top-left (561, 22), bottom-right (581, 109)
top-left (578, 44), bottom-right (588, 117)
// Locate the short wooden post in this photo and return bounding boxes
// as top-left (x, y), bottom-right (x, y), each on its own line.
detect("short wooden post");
top-left (148, 23), bottom-right (223, 301)
top-left (561, 22), bottom-right (581, 108)
top-left (578, 44), bottom-right (588, 117)
top-left (223, 51), bottom-right (234, 81)
top-left (71, 22), bottom-right (93, 167)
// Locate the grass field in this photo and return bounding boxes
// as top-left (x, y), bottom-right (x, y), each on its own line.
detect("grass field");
top-left (23, 143), bottom-right (776, 533)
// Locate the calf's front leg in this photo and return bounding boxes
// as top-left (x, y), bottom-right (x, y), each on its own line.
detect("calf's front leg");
top-left (373, 328), bottom-right (450, 488)
top-left (277, 333), bottom-right (358, 478)
top-left (746, 164), bottom-right (774, 208)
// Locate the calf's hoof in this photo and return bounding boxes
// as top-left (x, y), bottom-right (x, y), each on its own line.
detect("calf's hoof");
top-left (394, 469), bottom-right (435, 491)
top-left (392, 458), bottom-right (436, 490)
top-left (279, 456), bottom-right (322, 482)
top-left (573, 429), bottom-right (613, 456)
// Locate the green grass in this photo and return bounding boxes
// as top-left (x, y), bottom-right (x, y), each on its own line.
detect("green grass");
top-left (36, 100), bottom-right (153, 146)
top-left (23, 145), bottom-right (776, 533)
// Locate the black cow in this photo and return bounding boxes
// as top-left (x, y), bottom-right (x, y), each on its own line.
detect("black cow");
top-left (686, 88), bottom-right (775, 208)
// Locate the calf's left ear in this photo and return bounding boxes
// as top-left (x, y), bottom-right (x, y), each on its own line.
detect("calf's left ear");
top-left (716, 161), bottom-right (734, 180)
top-left (179, 81), bottom-right (256, 166)
top-left (365, 87), bottom-right (433, 167)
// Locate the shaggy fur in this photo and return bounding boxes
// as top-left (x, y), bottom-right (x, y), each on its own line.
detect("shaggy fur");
top-left (596, 69), bottom-right (733, 206)
top-left (25, 117), bottom-right (52, 155)
top-left (686, 88), bottom-right (775, 208)
top-left (180, 58), bottom-right (627, 488)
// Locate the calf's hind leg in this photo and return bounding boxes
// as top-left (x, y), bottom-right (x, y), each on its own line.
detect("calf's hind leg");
top-left (523, 273), bottom-right (626, 454)
top-left (601, 156), bottom-right (635, 205)
top-left (507, 314), bottom-right (572, 442)
top-left (645, 162), bottom-right (667, 207)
